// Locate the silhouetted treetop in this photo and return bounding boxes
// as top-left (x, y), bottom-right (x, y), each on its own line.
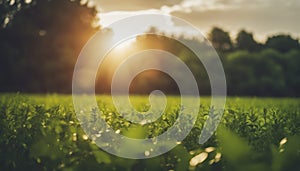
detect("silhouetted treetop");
top-left (0, 0), bottom-right (98, 28)
top-left (266, 34), bottom-right (299, 53)
top-left (236, 30), bottom-right (260, 52)
top-left (208, 27), bottom-right (232, 52)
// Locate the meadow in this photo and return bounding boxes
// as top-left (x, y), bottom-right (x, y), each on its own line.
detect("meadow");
top-left (1, 94), bottom-right (300, 171)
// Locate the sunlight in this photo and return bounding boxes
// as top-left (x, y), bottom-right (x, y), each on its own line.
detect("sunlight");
top-left (108, 37), bottom-right (136, 66)
top-left (112, 37), bottom-right (136, 52)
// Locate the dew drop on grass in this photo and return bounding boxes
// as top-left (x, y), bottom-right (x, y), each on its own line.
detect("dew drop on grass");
top-left (140, 120), bottom-right (147, 125)
top-left (144, 150), bottom-right (150, 156)
top-left (82, 134), bottom-right (88, 140)
top-left (205, 147), bottom-right (215, 153)
top-left (59, 163), bottom-right (65, 169)
top-left (214, 153), bottom-right (222, 162)
top-left (189, 151), bottom-right (195, 155)
top-left (25, 0), bottom-right (32, 4)
top-left (9, 0), bottom-right (15, 5)
top-left (279, 137), bottom-right (287, 146)
top-left (189, 152), bottom-right (208, 167)
top-left (72, 136), bottom-right (77, 141)
top-left (72, 133), bottom-right (77, 141)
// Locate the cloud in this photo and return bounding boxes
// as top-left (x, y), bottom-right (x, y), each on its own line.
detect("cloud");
top-left (92, 0), bottom-right (182, 12)
top-left (157, 0), bottom-right (300, 40)
top-left (159, 0), bottom-right (224, 14)
top-left (93, 0), bottom-right (300, 14)
top-left (98, 9), bottom-right (168, 27)
top-left (171, 5), bottom-right (300, 41)
top-left (160, 0), bottom-right (300, 14)
top-left (95, 0), bottom-right (300, 40)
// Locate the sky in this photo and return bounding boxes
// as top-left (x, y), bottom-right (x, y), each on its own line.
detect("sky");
top-left (90, 0), bottom-right (300, 42)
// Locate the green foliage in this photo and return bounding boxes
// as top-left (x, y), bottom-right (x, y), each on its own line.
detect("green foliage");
top-left (97, 32), bottom-right (300, 96)
top-left (266, 35), bottom-right (299, 53)
top-left (1, 9), bottom-right (300, 96)
top-left (0, 94), bottom-right (300, 170)
top-left (236, 30), bottom-right (261, 52)
top-left (225, 49), bottom-right (286, 96)
top-left (0, 0), bottom-right (98, 93)
top-left (208, 27), bottom-right (233, 52)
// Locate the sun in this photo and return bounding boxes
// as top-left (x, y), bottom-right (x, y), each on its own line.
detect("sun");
top-left (106, 37), bottom-right (136, 66)
top-left (112, 38), bottom-right (136, 52)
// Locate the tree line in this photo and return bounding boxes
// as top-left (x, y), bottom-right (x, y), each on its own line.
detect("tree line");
top-left (96, 30), bottom-right (300, 97)
top-left (208, 27), bottom-right (300, 96)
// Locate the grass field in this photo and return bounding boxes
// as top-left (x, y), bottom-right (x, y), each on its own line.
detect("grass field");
top-left (1, 94), bottom-right (300, 171)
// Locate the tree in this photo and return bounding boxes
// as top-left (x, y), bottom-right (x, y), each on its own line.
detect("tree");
top-left (0, 0), bottom-right (99, 92)
top-left (284, 50), bottom-right (300, 96)
top-left (236, 30), bottom-right (260, 52)
top-left (225, 50), bottom-right (285, 96)
top-left (0, 0), bottom-right (35, 28)
top-left (208, 27), bottom-right (232, 52)
top-left (266, 34), bottom-right (299, 53)
top-left (255, 50), bottom-right (285, 96)
top-left (225, 51), bottom-right (256, 95)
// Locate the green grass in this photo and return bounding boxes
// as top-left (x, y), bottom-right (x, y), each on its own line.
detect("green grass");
top-left (0, 94), bottom-right (300, 171)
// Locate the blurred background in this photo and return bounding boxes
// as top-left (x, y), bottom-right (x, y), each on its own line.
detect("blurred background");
top-left (0, 0), bottom-right (299, 96)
